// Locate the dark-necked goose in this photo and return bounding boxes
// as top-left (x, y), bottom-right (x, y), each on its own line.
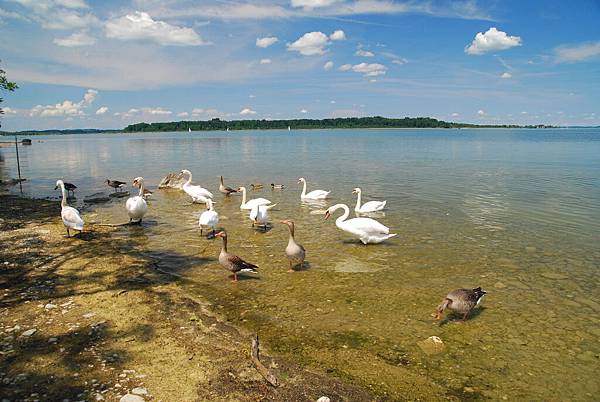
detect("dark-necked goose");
top-left (106, 179), bottom-right (126, 192)
top-left (215, 231), bottom-right (258, 281)
top-left (436, 287), bottom-right (487, 322)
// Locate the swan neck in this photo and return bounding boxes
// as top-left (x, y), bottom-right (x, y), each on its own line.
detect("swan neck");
top-left (301, 180), bottom-right (307, 196)
top-left (355, 191), bottom-right (362, 210)
top-left (60, 183), bottom-right (67, 208)
top-left (184, 172), bottom-right (191, 187)
top-left (138, 179), bottom-right (145, 197)
top-left (335, 204), bottom-right (350, 225)
top-left (240, 188), bottom-right (246, 205)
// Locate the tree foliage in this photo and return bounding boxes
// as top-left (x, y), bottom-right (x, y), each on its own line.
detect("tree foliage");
top-left (0, 61), bottom-right (18, 128)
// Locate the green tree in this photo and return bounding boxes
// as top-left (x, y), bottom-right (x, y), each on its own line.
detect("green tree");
top-left (0, 61), bottom-right (18, 128)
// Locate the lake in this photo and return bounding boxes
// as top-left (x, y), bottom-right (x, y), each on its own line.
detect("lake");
top-left (3, 128), bottom-right (600, 400)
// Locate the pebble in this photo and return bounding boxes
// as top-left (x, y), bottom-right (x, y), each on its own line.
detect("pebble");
top-left (131, 387), bottom-right (148, 396)
top-left (316, 398), bottom-right (331, 402)
top-left (417, 336), bottom-right (445, 355)
top-left (48, 337), bottom-right (58, 343)
top-left (83, 312), bottom-right (96, 319)
top-left (45, 303), bottom-right (58, 310)
top-left (21, 329), bottom-right (37, 337)
top-left (119, 394), bottom-right (145, 402)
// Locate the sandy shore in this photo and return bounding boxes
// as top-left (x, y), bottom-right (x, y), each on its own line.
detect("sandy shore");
top-left (0, 194), bottom-right (378, 401)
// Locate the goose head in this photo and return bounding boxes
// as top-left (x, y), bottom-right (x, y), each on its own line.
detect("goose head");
top-left (280, 219), bottom-right (295, 230)
top-left (215, 231), bottom-right (227, 239)
top-left (105, 179), bottom-right (110, 185)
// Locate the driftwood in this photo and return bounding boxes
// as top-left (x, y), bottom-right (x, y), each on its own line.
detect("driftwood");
top-left (251, 334), bottom-right (278, 387)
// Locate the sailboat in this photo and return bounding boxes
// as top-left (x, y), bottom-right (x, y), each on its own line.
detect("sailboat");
top-left (188, 127), bottom-right (192, 133)
top-left (288, 126), bottom-right (291, 131)
top-left (226, 127), bottom-right (230, 132)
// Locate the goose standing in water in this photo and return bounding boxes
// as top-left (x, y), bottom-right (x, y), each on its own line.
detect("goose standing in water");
top-left (249, 204), bottom-right (269, 228)
top-left (238, 186), bottom-right (276, 210)
top-left (281, 219), bottom-right (305, 271)
top-left (219, 176), bottom-right (237, 196)
top-left (324, 204), bottom-right (396, 244)
top-left (353, 187), bottom-right (386, 213)
top-left (215, 231), bottom-right (258, 281)
top-left (125, 177), bottom-right (148, 223)
top-left (436, 287), bottom-right (487, 322)
top-left (63, 182), bottom-right (77, 197)
top-left (298, 177), bottom-right (330, 200)
top-left (55, 180), bottom-right (84, 237)
top-left (181, 169), bottom-right (213, 203)
top-left (199, 198), bottom-right (219, 236)
top-left (106, 179), bottom-right (126, 192)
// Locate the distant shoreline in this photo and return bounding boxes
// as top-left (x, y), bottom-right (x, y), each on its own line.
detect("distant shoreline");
top-left (0, 116), bottom-right (567, 136)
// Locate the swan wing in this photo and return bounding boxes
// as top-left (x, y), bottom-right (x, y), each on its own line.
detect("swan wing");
top-left (62, 206), bottom-right (84, 230)
top-left (304, 190), bottom-right (329, 199)
top-left (344, 217), bottom-right (389, 234)
top-left (359, 200), bottom-right (387, 212)
top-left (199, 211), bottom-right (218, 226)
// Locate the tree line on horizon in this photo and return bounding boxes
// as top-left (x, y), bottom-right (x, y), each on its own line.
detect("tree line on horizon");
top-left (123, 116), bottom-right (532, 132)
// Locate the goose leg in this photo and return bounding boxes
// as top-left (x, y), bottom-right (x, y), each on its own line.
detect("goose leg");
top-left (233, 273), bottom-right (238, 282)
top-left (288, 260), bottom-right (293, 272)
top-left (66, 227), bottom-right (70, 238)
top-left (200, 228), bottom-right (203, 235)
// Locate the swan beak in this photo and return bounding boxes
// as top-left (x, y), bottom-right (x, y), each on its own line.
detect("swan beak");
top-left (352, 190), bottom-right (357, 194)
top-left (54, 186), bottom-right (58, 190)
top-left (253, 219), bottom-right (258, 224)
top-left (324, 211), bottom-right (331, 220)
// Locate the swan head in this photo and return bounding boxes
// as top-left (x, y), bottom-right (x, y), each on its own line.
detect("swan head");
top-left (352, 188), bottom-right (361, 194)
top-left (54, 179), bottom-right (64, 190)
top-left (297, 177), bottom-right (305, 184)
top-left (324, 210), bottom-right (331, 220)
top-left (237, 186), bottom-right (246, 192)
top-left (180, 169), bottom-right (191, 176)
top-left (132, 177), bottom-right (144, 187)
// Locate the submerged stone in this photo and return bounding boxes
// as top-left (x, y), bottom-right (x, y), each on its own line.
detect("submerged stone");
top-left (417, 336), bottom-right (445, 355)
top-left (119, 395), bottom-right (144, 402)
top-left (541, 272), bottom-right (569, 280)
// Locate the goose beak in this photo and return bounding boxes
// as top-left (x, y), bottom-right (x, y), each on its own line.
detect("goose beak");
top-left (435, 311), bottom-right (443, 320)
top-left (279, 219), bottom-right (288, 224)
top-left (324, 211), bottom-right (331, 220)
top-left (215, 231), bottom-right (225, 238)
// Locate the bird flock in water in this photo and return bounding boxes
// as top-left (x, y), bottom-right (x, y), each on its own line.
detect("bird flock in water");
top-left (53, 170), bottom-right (486, 322)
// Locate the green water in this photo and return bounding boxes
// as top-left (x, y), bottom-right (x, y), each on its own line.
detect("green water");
top-left (4, 129), bottom-right (600, 400)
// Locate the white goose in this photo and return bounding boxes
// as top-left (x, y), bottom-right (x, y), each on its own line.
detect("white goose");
top-left (181, 169), bottom-right (213, 203)
top-left (325, 203), bottom-right (396, 244)
top-left (353, 187), bottom-right (387, 213)
top-left (249, 204), bottom-right (269, 228)
top-left (238, 186), bottom-right (276, 210)
top-left (298, 177), bottom-right (330, 200)
top-left (55, 180), bottom-right (84, 237)
top-left (126, 177), bottom-right (148, 223)
top-left (199, 198), bottom-right (219, 236)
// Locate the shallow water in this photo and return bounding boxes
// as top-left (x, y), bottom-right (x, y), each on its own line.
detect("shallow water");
top-left (3, 129), bottom-right (600, 400)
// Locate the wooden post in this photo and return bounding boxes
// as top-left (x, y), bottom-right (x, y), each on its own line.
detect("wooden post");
top-left (14, 136), bottom-right (22, 194)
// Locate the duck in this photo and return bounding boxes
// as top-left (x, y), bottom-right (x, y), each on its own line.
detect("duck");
top-left (281, 219), bottom-right (305, 271)
top-left (436, 287), bottom-right (487, 322)
top-left (125, 177), bottom-right (148, 223)
top-left (353, 187), bottom-right (387, 213)
top-left (250, 183), bottom-right (264, 190)
top-left (219, 176), bottom-right (237, 196)
top-left (324, 203), bottom-right (396, 244)
top-left (215, 231), bottom-right (258, 281)
top-left (271, 183), bottom-right (285, 190)
top-left (142, 188), bottom-right (153, 199)
top-left (238, 186), bottom-right (276, 210)
top-left (199, 198), bottom-right (219, 236)
top-left (298, 177), bottom-right (330, 200)
top-left (106, 179), bottom-right (126, 192)
top-left (249, 204), bottom-right (269, 228)
top-left (54, 180), bottom-right (84, 237)
top-left (63, 182), bottom-right (77, 196)
top-left (181, 169), bottom-right (213, 202)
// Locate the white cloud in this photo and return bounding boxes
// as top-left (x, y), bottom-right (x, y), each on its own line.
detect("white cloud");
top-left (323, 61), bottom-right (334, 71)
top-left (142, 107), bottom-right (171, 115)
top-left (477, 109), bottom-right (486, 116)
top-left (291, 0), bottom-right (341, 9)
top-left (260, 58), bottom-right (272, 64)
top-left (29, 88), bottom-right (97, 117)
top-left (2, 107), bottom-right (18, 114)
top-left (501, 72), bottom-right (512, 79)
top-left (355, 49), bottom-right (374, 57)
top-left (105, 11), bottom-right (209, 46)
top-left (391, 58), bottom-right (407, 65)
top-left (256, 36), bottom-right (278, 48)
top-left (555, 41), bottom-right (600, 63)
top-left (465, 27), bottom-right (522, 55)
top-left (300, 108), bottom-right (308, 113)
top-left (248, 94), bottom-right (256, 98)
top-left (329, 29), bottom-right (346, 41)
top-left (240, 107), bottom-right (257, 115)
top-left (451, 112), bottom-right (460, 117)
top-left (330, 100), bottom-right (336, 104)
top-left (95, 106), bottom-right (108, 115)
top-left (177, 112), bottom-right (189, 117)
top-left (287, 31), bottom-right (330, 56)
top-left (53, 30), bottom-right (95, 47)
top-left (340, 62), bottom-right (387, 77)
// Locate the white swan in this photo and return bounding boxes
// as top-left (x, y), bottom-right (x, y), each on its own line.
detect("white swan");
top-left (55, 180), bottom-right (84, 237)
top-left (249, 204), bottom-right (269, 228)
top-left (199, 198), bottom-right (219, 235)
top-left (238, 186), bottom-right (276, 210)
top-left (126, 177), bottom-right (148, 223)
top-left (353, 187), bottom-right (387, 213)
top-left (181, 169), bottom-right (213, 202)
top-left (298, 177), bottom-right (330, 200)
top-left (325, 203), bottom-right (396, 244)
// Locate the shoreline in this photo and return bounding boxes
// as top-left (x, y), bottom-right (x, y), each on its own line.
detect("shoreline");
top-left (0, 194), bottom-right (380, 401)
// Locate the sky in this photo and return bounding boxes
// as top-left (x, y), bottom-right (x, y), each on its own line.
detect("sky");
top-left (0, 0), bottom-right (599, 130)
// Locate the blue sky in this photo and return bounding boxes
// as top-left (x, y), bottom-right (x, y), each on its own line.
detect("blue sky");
top-left (0, 0), bottom-right (599, 130)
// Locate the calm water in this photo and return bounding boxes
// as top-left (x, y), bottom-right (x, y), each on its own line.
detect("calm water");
top-left (3, 129), bottom-right (600, 400)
